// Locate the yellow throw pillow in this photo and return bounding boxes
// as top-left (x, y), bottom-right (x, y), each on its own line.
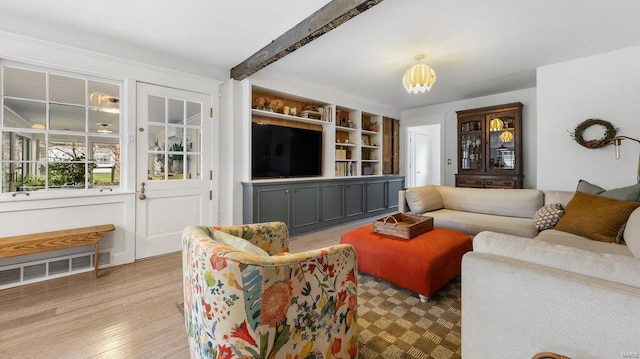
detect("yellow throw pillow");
top-left (555, 191), bottom-right (640, 243)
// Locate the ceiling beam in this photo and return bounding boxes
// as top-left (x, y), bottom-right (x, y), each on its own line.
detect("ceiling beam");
top-left (230, 0), bottom-right (383, 81)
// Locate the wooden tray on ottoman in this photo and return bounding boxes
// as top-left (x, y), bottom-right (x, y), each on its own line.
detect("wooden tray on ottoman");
top-left (373, 213), bottom-right (433, 239)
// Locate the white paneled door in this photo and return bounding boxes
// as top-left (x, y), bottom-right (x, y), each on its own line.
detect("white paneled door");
top-left (136, 83), bottom-right (213, 259)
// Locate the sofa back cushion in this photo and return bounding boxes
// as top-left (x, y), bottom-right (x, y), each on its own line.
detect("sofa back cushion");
top-left (404, 185), bottom-right (443, 213)
top-left (543, 190), bottom-right (575, 207)
top-left (436, 186), bottom-right (543, 218)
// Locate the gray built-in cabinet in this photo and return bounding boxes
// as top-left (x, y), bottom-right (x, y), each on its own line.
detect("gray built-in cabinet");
top-left (242, 176), bottom-right (404, 236)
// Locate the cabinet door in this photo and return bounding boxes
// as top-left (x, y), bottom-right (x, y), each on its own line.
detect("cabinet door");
top-left (392, 119), bottom-right (400, 174)
top-left (256, 187), bottom-right (290, 226)
top-left (383, 117), bottom-right (392, 174)
top-left (387, 178), bottom-right (404, 209)
top-left (345, 182), bottom-right (365, 217)
top-left (486, 109), bottom-right (521, 174)
top-left (322, 184), bottom-right (345, 222)
top-left (291, 185), bottom-right (320, 229)
top-left (366, 180), bottom-right (386, 213)
top-left (458, 115), bottom-right (484, 172)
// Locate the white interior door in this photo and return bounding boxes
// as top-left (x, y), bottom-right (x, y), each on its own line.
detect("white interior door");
top-left (415, 132), bottom-right (431, 186)
top-left (135, 83), bottom-right (212, 259)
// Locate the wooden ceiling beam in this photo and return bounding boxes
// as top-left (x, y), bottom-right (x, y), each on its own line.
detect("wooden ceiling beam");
top-left (230, 0), bottom-right (383, 81)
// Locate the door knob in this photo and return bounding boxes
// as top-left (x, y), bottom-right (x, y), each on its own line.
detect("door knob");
top-left (139, 181), bottom-right (146, 200)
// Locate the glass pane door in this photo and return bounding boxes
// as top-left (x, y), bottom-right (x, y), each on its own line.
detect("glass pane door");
top-left (460, 119), bottom-right (482, 170)
top-left (488, 116), bottom-right (515, 170)
top-left (146, 96), bottom-right (203, 181)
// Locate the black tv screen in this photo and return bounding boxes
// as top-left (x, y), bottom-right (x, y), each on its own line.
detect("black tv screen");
top-left (252, 123), bottom-right (323, 179)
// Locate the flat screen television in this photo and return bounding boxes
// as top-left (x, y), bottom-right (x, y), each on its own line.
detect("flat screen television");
top-left (252, 123), bottom-right (323, 179)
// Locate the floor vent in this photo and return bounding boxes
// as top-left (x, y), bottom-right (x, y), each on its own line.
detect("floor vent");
top-left (0, 250), bottom-right (111, 290)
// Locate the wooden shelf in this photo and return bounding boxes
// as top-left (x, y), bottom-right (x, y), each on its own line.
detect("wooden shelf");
top-left (336, 125), bottom-right (357, 132)
top-left (251, 109), bottom-right (328, 126)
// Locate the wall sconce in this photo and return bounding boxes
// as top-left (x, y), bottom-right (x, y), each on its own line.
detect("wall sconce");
top-left (613, 135), bottom-right (640, 183)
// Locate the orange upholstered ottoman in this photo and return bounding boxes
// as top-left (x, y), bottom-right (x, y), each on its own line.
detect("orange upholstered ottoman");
top-left (340, 224), bottom-right (472, 301)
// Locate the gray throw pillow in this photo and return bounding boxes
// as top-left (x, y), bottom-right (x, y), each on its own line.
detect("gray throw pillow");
top-left (576, 179), bottom-right (640, 202)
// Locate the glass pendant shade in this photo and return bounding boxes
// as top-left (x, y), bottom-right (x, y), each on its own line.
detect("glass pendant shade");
top-left (489, 118), bottom-right (504, 131)
top-left (402, 63), bottom-right (437, 94)
top-left (499, 130), bottom-right (513, 142)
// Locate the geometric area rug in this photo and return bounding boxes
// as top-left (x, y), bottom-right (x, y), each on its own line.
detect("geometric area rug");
top-left (177, 274), bottom-right (462, 359)
top-left (357, 273), bottom-right (462, 359)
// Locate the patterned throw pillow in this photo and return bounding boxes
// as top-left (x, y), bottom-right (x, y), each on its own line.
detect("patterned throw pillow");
top-left (533, 203), bottom-right (565, 231)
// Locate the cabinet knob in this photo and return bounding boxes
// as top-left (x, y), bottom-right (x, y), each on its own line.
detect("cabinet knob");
top-left (285, 189), bottom-right (289, 194)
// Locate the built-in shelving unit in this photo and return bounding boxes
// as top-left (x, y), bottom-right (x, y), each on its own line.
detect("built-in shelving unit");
top-left (251, 87), bottom-right (387, 178)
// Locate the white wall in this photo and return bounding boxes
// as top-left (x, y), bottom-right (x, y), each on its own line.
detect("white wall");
top-left (537, 45), bottom-right (640, 190)
top-left (401, 88), bottom-right (537, 188)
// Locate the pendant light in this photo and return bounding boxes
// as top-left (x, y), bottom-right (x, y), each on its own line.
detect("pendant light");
top-left (402, 54), bottom-right (437, 93)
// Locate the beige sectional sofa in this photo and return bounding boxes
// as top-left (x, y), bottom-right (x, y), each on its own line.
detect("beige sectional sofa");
top-left (399, 185), bottom-right (546, 237)
top-left (398, 185), bottom-right (640, 358)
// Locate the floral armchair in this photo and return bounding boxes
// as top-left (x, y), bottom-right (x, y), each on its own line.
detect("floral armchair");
top-left (182, 222), bottom-right (358, 359)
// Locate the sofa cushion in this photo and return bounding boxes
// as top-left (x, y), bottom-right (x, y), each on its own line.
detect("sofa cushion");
top-left (436, 186), bottom-right (543, 218)
top-left (554, 191), bottom-right (640, 243)
top-left (533, 203), bottom-right (564, 230)
top-left (543, 190), bottom-right (575, 207)
top-left (405, 185), bottom-right (443, 213)
top-left (473, 231), bottom-right (640, 287)
top-left (536, 229), bottom-right (632, 256)
top-left (577, 179), bottom-right (640, 201)
top-left (423, 209), bottom-right (538, 238)
top-left (212, 229), bottom-right (269, 256)
top-left (624, 207), bottom-right (640, 258)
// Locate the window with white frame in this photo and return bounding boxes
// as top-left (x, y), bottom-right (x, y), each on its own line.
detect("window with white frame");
top-left (1, 64), bottom-right (122, 194)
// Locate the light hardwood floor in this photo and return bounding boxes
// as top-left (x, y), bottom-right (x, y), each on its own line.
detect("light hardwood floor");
top-left (0, 219), bottom-right (371, 359)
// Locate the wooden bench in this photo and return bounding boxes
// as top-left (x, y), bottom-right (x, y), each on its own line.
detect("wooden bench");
top-left (0, 224), bottom-right (115, 278)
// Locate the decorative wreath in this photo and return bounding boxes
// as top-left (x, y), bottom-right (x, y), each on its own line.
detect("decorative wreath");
top-left (569, 119), bottom-right (618, 149)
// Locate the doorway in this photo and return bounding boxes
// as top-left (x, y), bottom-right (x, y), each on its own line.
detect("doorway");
top-left (407, 124), bottom-right (441, 187)
top-left (135, 83), bottom-right (214, 259)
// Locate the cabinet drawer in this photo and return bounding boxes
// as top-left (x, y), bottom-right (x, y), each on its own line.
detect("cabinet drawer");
top-left (456, 177), bottom-right (484, 188)
top-left (484, 179), bottom-right (515, 188)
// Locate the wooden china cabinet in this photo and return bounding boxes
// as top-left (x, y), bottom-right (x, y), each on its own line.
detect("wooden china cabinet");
top-left (455, 102), bottom-right (523, 189)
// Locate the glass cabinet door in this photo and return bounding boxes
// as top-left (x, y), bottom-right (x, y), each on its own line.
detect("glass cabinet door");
top-left (459, 118), bottom-right (483, 170)
top-left (487, 114), bottom-right (516, 170)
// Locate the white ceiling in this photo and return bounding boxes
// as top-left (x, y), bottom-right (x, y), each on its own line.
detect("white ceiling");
top-left (1, 0), bottom-right (640, 112)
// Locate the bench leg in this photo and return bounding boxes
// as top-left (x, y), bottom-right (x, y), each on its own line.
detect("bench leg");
top-left (94, 243), bottom-right (100, 278)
